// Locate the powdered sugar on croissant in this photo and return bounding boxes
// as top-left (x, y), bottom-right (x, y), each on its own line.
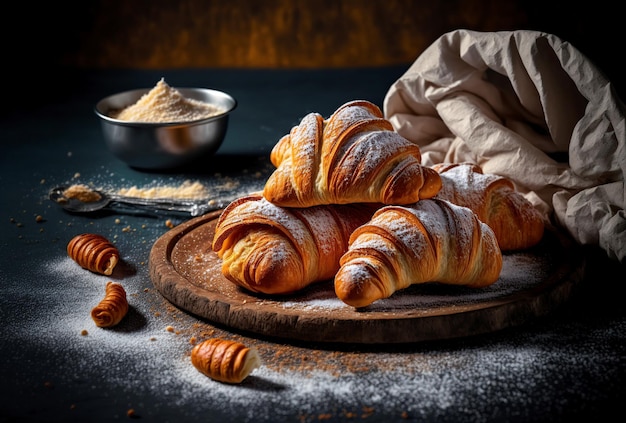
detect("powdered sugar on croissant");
top-left (432, 163), bottom-right (545, 251)
top-left (212, 194), bottom-right (377, 295)
top-left (335, 199), bottom-right (502, 308)
top-left (263, 100), bottom-right (441, 207)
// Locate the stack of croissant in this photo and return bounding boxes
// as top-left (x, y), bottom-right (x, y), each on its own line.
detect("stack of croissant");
top-left (212, 100), bottom-right (545, 308)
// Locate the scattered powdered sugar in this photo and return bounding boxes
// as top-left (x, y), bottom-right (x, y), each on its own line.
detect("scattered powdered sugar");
top-left (350, 232), bottom-right (398, 258)
top-left (280, 281), bottom-right (352, 311)
top-left (300, 207), bottom-right (337, 255)
top-left (8, 252), bottom-right (437, 421)
top-left (435, 163), bottom-right (494, 210)
top-left (238, 198), bottom-right (310, 247)
top-left (4, 232), bottom-right (621, 422)
top-left (374, 207), bottom-right (430, 258)
top-left (343, 131), bottom-right (411, 176)
top-left (434, 163), bottom-right (543, 232)
top-left (292, 113), bottom-right (321, 160)
top-left (273, 240), bottom-right (552, 315)
top-left (278, 247), bottom-right (552, 315)
top-left (5, 171), bottom-right (621, 421)
top-left (281, 297), bottom-right (348, 311)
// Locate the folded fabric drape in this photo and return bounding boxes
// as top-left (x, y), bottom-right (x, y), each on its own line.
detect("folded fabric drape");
top-left (384, 29), bottom-right (625, 262)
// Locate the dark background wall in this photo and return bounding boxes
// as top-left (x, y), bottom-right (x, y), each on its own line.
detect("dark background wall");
top-left (42, 0), bottom-right (532, 69)
top-left (5, 0), bottom-right (624, 96)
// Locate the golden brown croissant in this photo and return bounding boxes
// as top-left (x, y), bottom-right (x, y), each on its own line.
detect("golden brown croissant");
top-left (91, 281), bottom-right (128, 327)
top-left (432, 162), bottom-right (545, 251)
top-left (335, 199), bottom-right (503, 308)
top-left (263, 100), bottom-right (442, 208)
top-left (67, 233), bottom-right (119, 275)
top-left (212, 194), bottom-right (378, 295)
top-left (191, 338), bottom-right (261, 384)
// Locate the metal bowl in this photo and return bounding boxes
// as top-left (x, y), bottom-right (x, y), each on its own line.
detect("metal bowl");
top-left (94, 87), bottom-right (237, 169)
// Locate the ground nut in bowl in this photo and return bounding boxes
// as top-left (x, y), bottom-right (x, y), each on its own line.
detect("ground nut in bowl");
top-left (94, 79), bottom-right (237, 169)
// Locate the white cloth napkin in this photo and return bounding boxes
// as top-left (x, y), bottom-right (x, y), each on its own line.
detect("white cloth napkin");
top-left (384, 29), bottom-right (626, 262)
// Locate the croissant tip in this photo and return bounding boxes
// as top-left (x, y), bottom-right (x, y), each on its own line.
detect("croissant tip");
top-left (420, 168), bottom-right (443, 199)
top-left (103, 256), bottom-right (119, 275)
top-left (334, 264), bottom-right (382, 308)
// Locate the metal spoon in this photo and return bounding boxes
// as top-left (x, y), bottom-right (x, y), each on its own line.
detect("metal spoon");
top-left (49, 185), bottom-right (230, 216)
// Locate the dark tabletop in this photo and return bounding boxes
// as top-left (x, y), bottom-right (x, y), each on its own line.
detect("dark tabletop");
top-left (1, 67), bottom-right (625, 423)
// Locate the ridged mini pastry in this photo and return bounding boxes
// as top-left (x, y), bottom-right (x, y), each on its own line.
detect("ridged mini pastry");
top-left (432, 162), bottom-right (545, 250)
top-left (67, 233), bottom-right (119, 275)
top-left (91, 281), bottom-right (129, 327)
top-left (191, 338), bottom-right (261, 384)
top-left (263, 100), bottom-right (441, 207)
top-left (335, 199), bottom-right (503, 308)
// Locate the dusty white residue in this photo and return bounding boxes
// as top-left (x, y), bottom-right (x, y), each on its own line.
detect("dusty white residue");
top-left (5, 173), bottom-right (620, 422)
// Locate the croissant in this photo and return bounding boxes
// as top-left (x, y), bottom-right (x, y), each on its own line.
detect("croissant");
top-left (212, 194), bottom-right (378, 295)
top-left (191, 338), bottom-right (261, 384)
top-left (263, 100), bottom-right (442, 208)
top-left (67, 233), bottom-right (119, 275)
top-left (335, 199), bottom-right (503, 308)
top-left (432, 163), bottom-right (545, 251)
top-left (91, 281), bottom-right (128, 327)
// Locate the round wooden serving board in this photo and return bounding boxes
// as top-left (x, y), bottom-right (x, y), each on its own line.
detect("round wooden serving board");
top-left (149, 211), bottom-right (586, 344)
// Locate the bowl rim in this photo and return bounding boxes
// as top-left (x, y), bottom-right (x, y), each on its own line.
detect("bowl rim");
top-left (94, 87), bottom-right (238, 127)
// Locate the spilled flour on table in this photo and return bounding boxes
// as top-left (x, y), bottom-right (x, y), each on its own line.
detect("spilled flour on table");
top-left (3, 214), bottom-right (624, 422)
top-left (279, 251), bottom-right (550, 312)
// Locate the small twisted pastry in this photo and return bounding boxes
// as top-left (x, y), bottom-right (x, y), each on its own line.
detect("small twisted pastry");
top-left (191, 338), bottom-right (261, 384)
top-left (335, 199), bottom-right (503, 308)
top-left (91, 281), bottom-right (129, 327)
top-left (67, 233), bottom-right (119, 275)
top-left (263, 100), bottom-right (442, 207)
